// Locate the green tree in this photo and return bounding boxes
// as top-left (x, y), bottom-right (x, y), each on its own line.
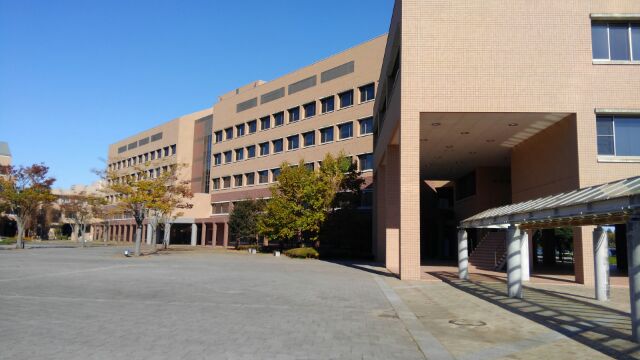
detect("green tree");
top-left (101, 164), bottom-right (192, 256)
top-left (229, 199), bottom-right (265, 248)
top-left (60, 191), bottom-right (106, 247)
top-left (0, 164), bottom-right (56, 249)
top-left (257, 152), bottom-right (363, 246)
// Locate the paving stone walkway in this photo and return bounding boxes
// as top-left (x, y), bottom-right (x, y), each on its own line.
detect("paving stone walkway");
top-left (0, 246), bottom-right (629, 359)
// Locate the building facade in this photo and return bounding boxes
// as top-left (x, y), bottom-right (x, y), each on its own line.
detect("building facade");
top-left (373, 0), bottom-right (640, 280)
top-left (103, 36), bottom-right (386, 247)
top-left (0, 141), bottom-right (11, 176)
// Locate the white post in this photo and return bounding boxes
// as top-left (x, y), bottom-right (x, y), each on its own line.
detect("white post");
top-left (627, 213), bottom-right (640, 342)
top-left (191, 223), bottom-right (198, 246)
top-left (520, 230), bottom-right (530, 281)
top-left (506, 224), bottom-right (523, 298)
top-left (146, 224), bottom-right (153, 245)
top-left (163, 223), bottom-right (171, 247)
top-left (458, 228), bottom-right (469, 280)
top-left (593, 226), bottom-right (610, 301)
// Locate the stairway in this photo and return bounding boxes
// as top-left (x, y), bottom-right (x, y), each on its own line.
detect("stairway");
top-left (469, 231), bottom-right (506, 271)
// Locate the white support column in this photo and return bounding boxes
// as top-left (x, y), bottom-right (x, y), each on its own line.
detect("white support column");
top-left (146, 224), bottom-right (153, 245)
top-left (506, 224), bottom-right (523, 299)
top-left (520, 230), bottom-right (530, 281)
top-left (627, 212), bottom-right (640, 343)
top-left (593, 226), bottom-right (610, 301)
top-left (457, 228), bottom-right (469, 280)
top-left (164, 223), bottom-right (171, 246)
top-left (191, 223), bottom-right (198, 246)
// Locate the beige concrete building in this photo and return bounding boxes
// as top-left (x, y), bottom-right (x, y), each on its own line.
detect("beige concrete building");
top-left (373, 1), bottom-right (640, 280)
top-left (203, 35), bottom-right (386, 246)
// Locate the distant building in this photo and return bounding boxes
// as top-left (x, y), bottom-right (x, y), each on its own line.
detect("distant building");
top-left (0, 141), bottom-right (11, 176)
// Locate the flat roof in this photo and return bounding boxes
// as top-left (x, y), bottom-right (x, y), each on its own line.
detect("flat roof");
top-left (461, 176), bottom-right (640, 229)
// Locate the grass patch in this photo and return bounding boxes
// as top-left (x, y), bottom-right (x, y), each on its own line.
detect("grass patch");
top-left (284, 247), bottom-right (319, 259)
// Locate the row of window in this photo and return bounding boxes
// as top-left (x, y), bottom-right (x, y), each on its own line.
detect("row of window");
top-left (212, 189), bottom-right (373, 215)
top-left (107, 164), bottom-right (175, 192)
top-left (214, 83), bottom-right (375, 143)
top-left (592, 21), bottom-right (640, 61)
top-left (211, 153), bottom-right (373, 191)
top-left (213, 118), bottom-right (373, 166)
top-left (109, 144), bottom-right (177, 171)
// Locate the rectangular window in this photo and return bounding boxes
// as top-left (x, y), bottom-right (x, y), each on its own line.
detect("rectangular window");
top-left (215, 131), bottom-right (223, 143)
top-left (320, 127), bottom-right (334, 143)
top-left (287, 135), bottom-right (299, 150)
top-left (359, 117), bottom-right (374, 135)
top-left (303, 131), bottom-right (315, 147)
top-left (225, 127), bottom-right (233, 140)
top-left (272, 168), bottom-right (281, 182)
top-left (235, 148), bottom-right (244, 161)
top-left (236, 124), bottom-right (245, 137)
top-left (338, 122), bottom-right (353, 140)
top-left (245, 172), bottom-right (255, 185)
top-left (212, 178), bottom-right (220, 190)
top-left (288, 107), bottom-right (300, 122)
top-left (212, 202), bottom-right (230, 214)
top-left (274, 112), bottom-right (285, 126)
top-left (358, 153), bottom-right (373, 171)
top-left (171, 144), bottom-right (176, 155)
top-left (359, 83), bottom-right (375, 102)
top-left (247, 145), bottom-right (256, 158)
top-left (163, 147), bottom-right (170, 156)
top-left (248, 120), bottom-right (257, 134)
top-left (305, 162), bottom-right (314, 171)
top-left (597, 115), bottom-right (640, 156)
top-left (273, 138), bottom-right (284, 153)
top-left (339, 90), bottom-right (354, 108)
top-left (223, 176), bottom-right (231, 189)
top-left (224, 151), bottom-right (232, 163)
top-left (303, 101), bottom-right (316, 118)
top-left (259, 142), bottom-right (270, 156)
top-left (234, 174), bottom-right (243, 187)
top-left (258, 170), bottom-right (269, 184)
top-left (321, 96), bottom-right (335, 113)
top-left (151, 151), bottom-right (156, 160)
top-left (260, 116), bottom-right (271, 130)
top-left (592, 21), bottom-right (640, 61)
top-left (213, 153), bottom-right (222, 166)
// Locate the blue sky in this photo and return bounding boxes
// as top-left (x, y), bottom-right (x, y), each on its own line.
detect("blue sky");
top-left (0, 0), bottom-right (392, 188)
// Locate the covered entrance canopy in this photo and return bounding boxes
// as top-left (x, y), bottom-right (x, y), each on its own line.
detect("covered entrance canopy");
top-left (457, 176), bottom-right (640, 341)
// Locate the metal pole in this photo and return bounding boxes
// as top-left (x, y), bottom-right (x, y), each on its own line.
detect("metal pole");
top-left (627, 213), bottom-right (640, 342)
top-left (458, 228), bottom-right (469, 280)
top-left (593, 226), bottom-right (610, 301)
top-left (506, 224), bottom-right (523, 298)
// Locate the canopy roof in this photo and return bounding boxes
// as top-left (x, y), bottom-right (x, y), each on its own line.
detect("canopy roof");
top-left (461, 176), bottom-right (640, 229)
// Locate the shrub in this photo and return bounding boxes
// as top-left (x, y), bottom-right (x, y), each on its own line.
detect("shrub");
top-left (284, 247), bottom-right (319, 259)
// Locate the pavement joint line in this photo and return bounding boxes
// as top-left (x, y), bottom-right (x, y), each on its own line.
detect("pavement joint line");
top-left (456, 331), bottom-right (566, 360)
top-left (0, 264), bottom-right (141, 282)
top-left (373, 275), bottom-right (454, 360)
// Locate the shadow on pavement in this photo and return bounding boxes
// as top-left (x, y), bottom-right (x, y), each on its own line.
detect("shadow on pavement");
top-left (429, 270), bottom-right (640, 360)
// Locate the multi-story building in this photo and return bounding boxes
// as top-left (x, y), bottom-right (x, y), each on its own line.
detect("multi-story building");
top-left (202, 35), bottom-right (386, 247)
top-left (102, 35), bottom-right (386, 247)
top-left (373, 1), bottom-right (640, 281)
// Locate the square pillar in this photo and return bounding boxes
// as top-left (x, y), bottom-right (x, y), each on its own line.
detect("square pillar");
top-left (146, 224), bottom-right (153, 245)
top-left (506, 225), bottom-right (523, 298)
top-left (191, 223), bottom-right (198, 246)
top-left (164, 223), bottom-right (171, 246)
top-left (128, 225), bottom-right (134, 243)
top-left (574, 226), bottom-right (596, 286)
top-left (223, 223), bottom-right (229, 248)
top-left (593, 226), bottom-right (610, 301)
top-left (627, 212), bottom-right (640, 343)
top-left (385, 145), bottom-right (400, 275)
top-left (212, 223), bottom-right (218, 247)
top-left (457, 228), bottom-right (469, 280)
top-left (398, 116), bottom-right (421, 280)
top-left (201, 223), bottom-right (207, 246)
top-left (374, 165), bottom-right (386, 263)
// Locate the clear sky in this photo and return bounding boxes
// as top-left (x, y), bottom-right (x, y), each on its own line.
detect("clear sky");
top-left (0, 0), bottom-right (393, 189)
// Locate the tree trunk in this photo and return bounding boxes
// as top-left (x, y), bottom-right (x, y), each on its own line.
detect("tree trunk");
top-left (80, 224), bottom-right (85, 248)
top-left (163, 224), bottom-right (170, 249)
top-left (16, 218), bottom-right (25, 249)
top-left (134, 225), bottom-right (142, 256)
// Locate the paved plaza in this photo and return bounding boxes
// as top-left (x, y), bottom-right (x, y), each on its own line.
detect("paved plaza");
top-left (0, 246), bottom-right (636, 359)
